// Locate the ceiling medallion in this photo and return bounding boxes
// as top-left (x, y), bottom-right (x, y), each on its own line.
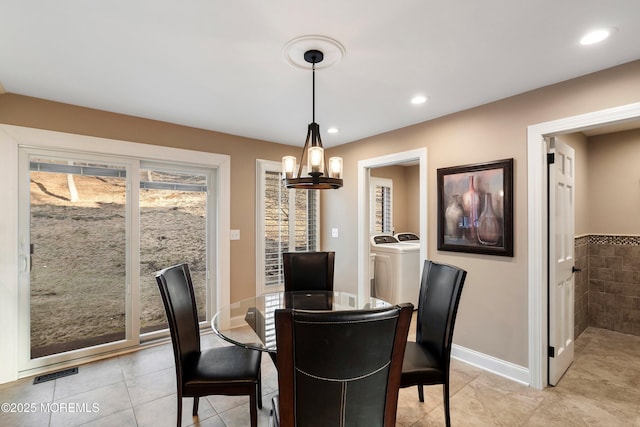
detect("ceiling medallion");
top-left (282, 35), bottom-right (346, 71)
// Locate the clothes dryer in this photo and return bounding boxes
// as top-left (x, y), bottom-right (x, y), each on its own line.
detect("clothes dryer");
top-left (395, 232), bottom-right (420, 248)
top-left (369, 234), bottom-right (420, 307)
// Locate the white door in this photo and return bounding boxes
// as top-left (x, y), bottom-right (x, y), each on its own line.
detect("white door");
top-left (548, 136), bottom-right (576, 386)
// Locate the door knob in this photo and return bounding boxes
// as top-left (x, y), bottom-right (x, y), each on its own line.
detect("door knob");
top-left (572, 266), bottom-right (582, 273)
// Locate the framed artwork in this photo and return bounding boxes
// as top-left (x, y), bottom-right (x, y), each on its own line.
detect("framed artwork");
top-left (437, 158), bottom-right (513, 256)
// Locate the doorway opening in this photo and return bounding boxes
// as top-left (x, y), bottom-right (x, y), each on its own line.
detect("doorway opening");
top-left (357, 148), bottom-right (427, 300)
top-left (527, 102), bottom-right (640, 389)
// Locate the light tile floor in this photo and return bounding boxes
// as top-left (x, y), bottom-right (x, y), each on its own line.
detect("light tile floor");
top-left (1, 327), bottom-right (639, 426)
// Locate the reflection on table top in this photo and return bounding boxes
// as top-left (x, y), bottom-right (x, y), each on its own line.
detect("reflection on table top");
top-left (211, 290), bottom-right (391, 353)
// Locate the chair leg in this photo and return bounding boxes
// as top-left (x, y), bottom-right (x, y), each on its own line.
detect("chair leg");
top-left (176, 394), bottom-right (183, 427)
top-left (418, 384), bottom-right (424, 402)
top-left (250, 390), bottom-right (258, 427)
top-left (257, 362), bottom-right (263, 409)
top-left (443, 382), bottom-right (451, 427)
top-left (192, 396), bottom-right (199, 416)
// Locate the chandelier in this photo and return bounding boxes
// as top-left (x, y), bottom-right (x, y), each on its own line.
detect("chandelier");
top-left (282, 49), bottom-right (343, 189)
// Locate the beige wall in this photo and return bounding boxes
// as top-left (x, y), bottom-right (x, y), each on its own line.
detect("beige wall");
top-left (370, 164), bottom-right (420, 234)
top-left (405, 165), bottom-right (420, 234)
top-left (0, 94), bottom-right (296, 302)
top-left (587, 128), bottom-right (640, 234)
top-left (560, 127), bottom-right (640, 237)
top-left (322, 60), bottom-right (640, 367)
top-left (3, 60), bottom-right (640, 370)
top-left (556, 128), bottom-right (640, 236)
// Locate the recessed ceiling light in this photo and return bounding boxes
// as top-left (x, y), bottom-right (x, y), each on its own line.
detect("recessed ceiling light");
top-left (580, 28), bottom-right (615, 45)
top-left (327, 127), bottom-right (339, 134)
top-left (411, 95), bottom-right (428, 105)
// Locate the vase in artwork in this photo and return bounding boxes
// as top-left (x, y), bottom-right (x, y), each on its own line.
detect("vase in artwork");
top-left (445, 194), bottom-right (463, 238)
top-left (462, 175), bottom-right (479, 241)
top-left (477, 193), bottom-right (500, 245)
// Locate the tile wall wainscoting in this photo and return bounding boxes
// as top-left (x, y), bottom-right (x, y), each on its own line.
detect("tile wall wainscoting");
top-left (574, 235), bottom-right (589, 338)
top-left (575, 234), bottom-right (640, 339)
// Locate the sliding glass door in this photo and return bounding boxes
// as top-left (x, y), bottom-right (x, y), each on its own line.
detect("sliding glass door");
top-left (18, 148), bottom-right (214, 370)
top-left (138, 165), bottom-right (208, 335)
top-left (25, 154), bottom-right (132, 361)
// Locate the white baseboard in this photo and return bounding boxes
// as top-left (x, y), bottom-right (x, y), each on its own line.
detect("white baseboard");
top-left (451, 344), bottom-right (530, 386)
top-left (229, 315), bottom-right (245, 329)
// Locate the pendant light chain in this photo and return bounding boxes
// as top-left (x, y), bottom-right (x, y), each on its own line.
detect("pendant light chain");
top-left (312, 62), bottom-right (316, 124)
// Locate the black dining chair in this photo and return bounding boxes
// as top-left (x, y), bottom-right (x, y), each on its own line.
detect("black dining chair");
top-left (270, 303), bottom-right (414, 427)
top-left (282, 251), bottom-right (335, 292)
top-left (155, 263), bottom-right (262, 427)
top-left (400, 260), bottom-right (467, 427)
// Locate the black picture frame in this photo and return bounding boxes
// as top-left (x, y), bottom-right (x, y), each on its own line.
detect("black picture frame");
top-left (437, 158), bottom-right (514, 257)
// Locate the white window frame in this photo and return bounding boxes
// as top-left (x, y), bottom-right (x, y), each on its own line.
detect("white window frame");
top-left (256, 159), bottom-right (319, 295)
top-left (370, 177), bottom-right (393, 235)
top-left (0, 124), bottom-right (230, 382)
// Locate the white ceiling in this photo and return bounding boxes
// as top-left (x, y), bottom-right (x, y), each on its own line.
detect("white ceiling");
top-left (1, 1), bottom-right (639, 147)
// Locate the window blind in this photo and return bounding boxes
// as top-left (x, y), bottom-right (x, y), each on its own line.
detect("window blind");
top-left (262, 169), bottom-right (319, 287)
top-left (374, 183), bottom-right (393, 233)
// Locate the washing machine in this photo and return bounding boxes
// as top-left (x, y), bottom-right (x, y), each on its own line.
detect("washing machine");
top-left (370, 234), bottom-right (420, 307)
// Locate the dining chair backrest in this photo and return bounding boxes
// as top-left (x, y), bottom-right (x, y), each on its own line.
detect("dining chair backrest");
top-left (416, 259), bottom-right (467, 372)
top-left (282, 251), bottom-right (335, 292)
top-left (273, 303), bottom-right (413, 427)
top-left (155, 263), bottom-right (201, 365)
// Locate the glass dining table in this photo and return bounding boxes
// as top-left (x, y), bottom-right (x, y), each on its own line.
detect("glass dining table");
top-left (211, 290), bottom-right (391, 357)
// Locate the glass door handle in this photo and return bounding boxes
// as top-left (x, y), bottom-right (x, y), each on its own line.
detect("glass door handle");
top-left (19, 255), bottom-right (29, 272)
